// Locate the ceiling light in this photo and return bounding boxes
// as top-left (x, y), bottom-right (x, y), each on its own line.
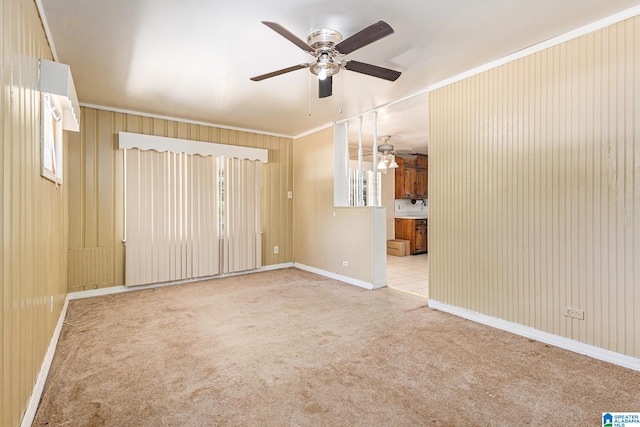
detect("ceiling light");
top-left (389, 157), bottom-right (399, 169)
top-left (377, 159), bottom-right (387, 170)
top-left (310, 52), bottom-right (340, 80)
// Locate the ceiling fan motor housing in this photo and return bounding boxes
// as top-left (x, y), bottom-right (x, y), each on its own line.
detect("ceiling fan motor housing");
top-left (306, 28), bottom-right (343, 50)
top-left (378, 143), bottom-right (394, 154)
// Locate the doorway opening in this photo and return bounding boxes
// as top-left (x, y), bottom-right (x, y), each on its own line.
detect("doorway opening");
top-left (386, 252), bottom-right (428, 298)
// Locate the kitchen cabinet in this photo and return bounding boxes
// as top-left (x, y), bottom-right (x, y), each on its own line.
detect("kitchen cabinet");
top-left (414, 220), bottom-right (427, 253)
top-left (395, 154), bottom-right (428, 199)
top-left (402, 167), bottom-right (417, 198)
top-left (395, 218), bottom-right (427, 254)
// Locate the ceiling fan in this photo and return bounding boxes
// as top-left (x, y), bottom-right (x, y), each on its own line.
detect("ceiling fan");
top-left (378, 135), bottom-right (416, 159)
top-left (250, 20), bottom-right (402, 98)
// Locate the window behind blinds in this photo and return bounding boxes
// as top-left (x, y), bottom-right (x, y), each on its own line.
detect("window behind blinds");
top-left (124, 149), bottom-right (263, 286)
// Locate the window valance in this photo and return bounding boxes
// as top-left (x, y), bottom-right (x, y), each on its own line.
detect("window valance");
top-left (39, 59), bottom-right (80, 132)
top-left (118, 132), bottom-right (268, 163)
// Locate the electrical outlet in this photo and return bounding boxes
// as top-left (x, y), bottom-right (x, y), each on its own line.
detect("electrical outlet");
top-left (274, 246), bottom-right (279, 254)
top-left (342, 261), bottom-right (349, 267)
top-left (287, 191), bottom-right (293, 199)
top-left (565, 307), bottom-right (584, 320)
top-left (50, 296), bottom-right (54, 313)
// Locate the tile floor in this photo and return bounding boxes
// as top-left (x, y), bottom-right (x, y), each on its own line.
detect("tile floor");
top-left (386, 252), bottom-right (429, 298)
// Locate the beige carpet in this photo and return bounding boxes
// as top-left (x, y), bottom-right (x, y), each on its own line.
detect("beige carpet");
top-left (34, 268), bottom-right (639, 426)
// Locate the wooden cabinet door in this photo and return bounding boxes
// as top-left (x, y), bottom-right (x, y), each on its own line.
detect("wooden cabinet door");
top-left (394, 155), bottom-right (428, 200)
top-left (394, 157), bottom-right (405, 199)
top-left (403, 167), bottom-right (417, 198)
top-left (416, 167), bottom-right (428, 198)
top-left (394, 218), bottom-right (416, 254)
top-left (394, 166), bottom-right (404, 199)
top-left (415, 227), bottom-right (426, 253)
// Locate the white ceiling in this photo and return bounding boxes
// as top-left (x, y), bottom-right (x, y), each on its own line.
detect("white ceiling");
top-left (40, 0), bottom-right (640, 153)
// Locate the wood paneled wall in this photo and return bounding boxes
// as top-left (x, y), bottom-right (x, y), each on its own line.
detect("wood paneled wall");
top-left (1, 0), bottom-right (68, 425)
top-left (429, 16), bottom-right (640, 357)
top-left (67, 107), bottom-right (294, 292)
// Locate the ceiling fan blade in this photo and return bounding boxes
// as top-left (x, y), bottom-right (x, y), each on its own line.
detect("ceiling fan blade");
top-left (319, 76), bottom-right (333, 98)
top-left (250, 63), bottom-right (309, 81)
top-left (262, 21), bottom-right (314, 53)
top-left (335, 20), bottom-right (394, 55)
top-left (344, 60), bottom-right (401, 81)
top-left (395, 152), bottom-right (417, 159)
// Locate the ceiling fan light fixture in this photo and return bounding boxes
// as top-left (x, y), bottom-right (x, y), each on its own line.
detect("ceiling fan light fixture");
top-left (389, 156), bottom-right (399, 169)
top-left (377, 159), bottom-right (387, 170)
top-left (310, 54), bottom-right (340, 80)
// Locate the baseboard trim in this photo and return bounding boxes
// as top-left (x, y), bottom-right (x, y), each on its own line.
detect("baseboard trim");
top-left (428, 300), bottom-right (640, 372)
top-left (294, 263), bottom-right (376, 290)
top-left (67, 262), bottom-right (377, 299)
top-left (260, 262), bottom-right (295, 272)
top-left (371, 278), bottom-right (388, 290)
top-left (68, 263), bottom-right (295, 300)
top-left (20, 296), bottom-right (70, 427)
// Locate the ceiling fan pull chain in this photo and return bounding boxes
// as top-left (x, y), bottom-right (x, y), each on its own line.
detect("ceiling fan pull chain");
top-left (339, 71), bottom-right (343, 114)
top-left (308, 72), bottom-right (312, 116)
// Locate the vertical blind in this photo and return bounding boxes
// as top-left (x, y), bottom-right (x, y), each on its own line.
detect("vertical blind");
top-left (121, 133), bottom-right (267, 286)
top-left (222, 158), bottom-right (262, 273)
top-left (125, 150), bottom-right (221, 285)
